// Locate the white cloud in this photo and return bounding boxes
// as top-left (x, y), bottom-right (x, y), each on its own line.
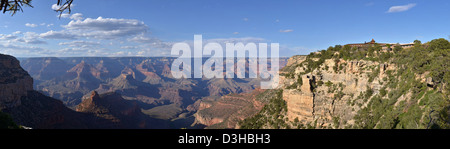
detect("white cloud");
top-left (59, 40), bottom-right (100, 47)
top-left (51, 3), bottom-right (73, 11)
top-left (70, 13), bottom-right (83, 20)
top-left (0, 34), bottom-right (18, 40)
top-left (12, 31), bottom-right (22, 35)
top-left (128, 34), bottom-right (158, 43)
top-left (280, 29), bottom-right (294, 33)
top-left (0, 43), bottom-right (48, 57)
top-left (1, 32), bottom-right (46, 45)
top-left (62, 17), bottom-right (148, 39)
top-left (120, 46), bottom-right (138, 49)
top-left (387, 3), bottom-right (416, 13)
top-left (39, 30), bottom-right (78, 40)
top-left (25, 23), bottom-right (38, 28)
top-left (243, 18), bottom-right (249, 21)
top-left (21, 32), bottom-right (47, 44)
top-left (59, 13), bottom-right (70, 18)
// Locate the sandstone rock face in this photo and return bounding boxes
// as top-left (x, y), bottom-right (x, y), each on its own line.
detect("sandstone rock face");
top-left (0, 54), bottom-right (33, 109)
top-left (283, 89), bottom-right (314, 122)
top-left (286, 55), bottom-right (307, 67)
top-left (194, 89), bottom-right (266, 129)
top-left (280, 55), bottom-right (394, 128)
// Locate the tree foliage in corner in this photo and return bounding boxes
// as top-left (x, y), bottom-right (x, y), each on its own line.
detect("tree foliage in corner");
top-left (0, 0), bottom-right (73, 15)
top-left (0, 111), bottom-right (19, 129)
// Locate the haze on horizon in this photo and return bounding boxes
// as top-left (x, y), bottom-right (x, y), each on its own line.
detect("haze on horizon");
top-left (0, 0), bottom-right (449, 57)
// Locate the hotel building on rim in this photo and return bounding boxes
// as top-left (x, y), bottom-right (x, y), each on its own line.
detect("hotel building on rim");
top-left (346, 39), bottom-right (414, 49)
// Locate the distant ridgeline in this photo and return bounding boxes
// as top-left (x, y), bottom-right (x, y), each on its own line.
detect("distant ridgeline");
top-left (239, 38), bottom-right (449, 129)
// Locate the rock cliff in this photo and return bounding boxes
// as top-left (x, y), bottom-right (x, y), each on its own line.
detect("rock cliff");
top-left (193, 89), bottom-right (266, 129)
top-left (279, 56), bottom-right (394, 127)
top-left (0, 54), bottom-right (33, 109)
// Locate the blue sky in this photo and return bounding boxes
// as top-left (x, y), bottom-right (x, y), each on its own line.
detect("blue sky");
top-left (0, 0), bottom-right (449, 57)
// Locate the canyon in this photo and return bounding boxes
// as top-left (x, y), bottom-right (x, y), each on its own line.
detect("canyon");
top-left (0, 56), bottom-right (288, 128)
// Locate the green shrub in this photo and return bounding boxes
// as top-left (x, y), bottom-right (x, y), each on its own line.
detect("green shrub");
top-left (0, 112), bottom-right (19, 129)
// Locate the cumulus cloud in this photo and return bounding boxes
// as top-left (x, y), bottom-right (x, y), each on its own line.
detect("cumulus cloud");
top-left (0, 34), bottom-right (18, 40)
top-left (70, 13), bottom-right (83, 20)
top-left (25, 23), bottom-right (38, 28)
top-left (39, 30), bottom-right (78, 40)
top-left (0, 43), bottom-right (47, 57)
top-left (51, 3), bottom-right (73, 11)
top-left (1, 32), bottom-right (47, 44)
top-left (21, 32), bottom-right (47, 44)
top-left (59, 13), bottom-right (70, 18)
top-left (120, 46), bottom-right (138, 49)
top-left (279, 29), bottom-right (294, 33)
top-left (127, 34), bottom-right (158, 43)
top-left (59, 40), bottom-right (100, 48)
top-left (62, 17), bottom-right (148, 39)
top-left (387, 3), bottom-right (416, 13)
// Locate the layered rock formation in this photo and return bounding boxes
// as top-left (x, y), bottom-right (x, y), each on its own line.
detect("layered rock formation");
top-left (279, 56), bottom-right (395, 128)
top-left (0, 54), bottom-right (33, 109)
top-left (193, 89), bottom-right (266, 129)
top-left (76, 91), bottom-right (166, 128)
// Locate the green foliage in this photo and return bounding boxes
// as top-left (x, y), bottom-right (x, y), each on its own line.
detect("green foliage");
top-left (239, 90), bottom-right (287, 129)
top-left (0, 112), bottom-right (19, 129)
top-left (393, 44), bottom-right (403, 53)
top-left (379, 87), bottom-right (387, 97)
top-left (364, 86), bottom-right (373, 100)
top-left (286, 74), bottom-right (303, 90)
top-left (317, 80), bottom-right (324, 87)
top-left (427, 38), bottom-right (450, 50)
top-left (367, 66), bottom-right (380, 83)
top-left (279, 38), bottom-right (449, 129)
top-left (335, 90), bottom-right (344, 100)
top-left (353, 37), bottom-right (450, 129)
top-left (332, 117), bottom-right (340, 128)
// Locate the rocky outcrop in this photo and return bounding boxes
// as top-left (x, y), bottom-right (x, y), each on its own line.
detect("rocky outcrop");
top-left (280, 55), bottom-right (394, 128)
top-left (76, 91), bottom-right (167, 128)
top-left (0, 54), bottom-right (33, 109)
top-left (193, 89), bottom-right (266, 129)
top-left (283, 89), bottom-right (314, 122)
top-left (286, 55), bottom-right (307, 67)
top-left (67, 61), bottom-right (101, 79)
top-left (135, 60), bottom-right (162, 84)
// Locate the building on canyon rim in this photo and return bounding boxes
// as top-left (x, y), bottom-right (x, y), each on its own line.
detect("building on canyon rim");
top-left (345, 39), bottom-right (414, 49)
